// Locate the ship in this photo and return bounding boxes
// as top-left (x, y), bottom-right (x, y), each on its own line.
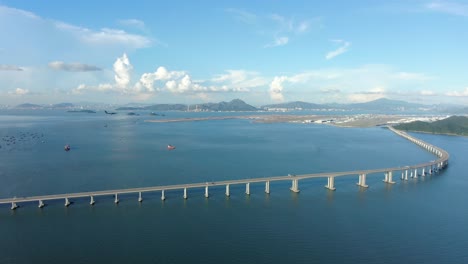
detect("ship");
top-left (167, 144), bottom-right (176, 150)
top-left (64, 144), bottom-right (71, 151)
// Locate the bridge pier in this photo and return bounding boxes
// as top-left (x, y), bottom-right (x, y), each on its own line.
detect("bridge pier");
top-left (183, 188), bottom-right (188, 199)
top-left (225, 184), bottom-right (230, 197)
top-left (114, 194), bottom-right (119, 204)
top-left (90, 196), bottom-right (95, 205)
top-left (383, 171), bottom-right (395, 184)
top-left (38, 200), bottom-right (45, 208)
top-left (422, 167), bottom-right (426, 176)
top-left (246, 183), bottom-right (250, 195)
top-left (325, 177), bottom-right (336, 191)
top-left (357, 174), bottom-right (369, 188)
top-left (65, 198), bottom-right (70, 207)
top-left (430, 165), bottom-right (433, 174)
top-left (161, 190), bottom-right (166, 201)
top-left (414, 168), bottom-right (418, 178)
top-left (404, 170), bottom-right (408, 180)
top-left (11, 202), bottom-right (18, 210)
top-left (265, 181), bottom-right (270, 194)
top-left (205, 186), bottom-right (209, 198)
top-left (138, 192), bottom-right (143, 202)
top-left (290, 179), bottom-right (300, 193)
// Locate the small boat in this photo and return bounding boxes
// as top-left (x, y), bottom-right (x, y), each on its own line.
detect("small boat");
top-left (167, 144), bottom-right (176, 150)
top-left (64, 144), bottom-right (71, 151)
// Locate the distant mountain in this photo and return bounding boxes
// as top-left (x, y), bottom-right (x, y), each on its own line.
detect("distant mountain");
top-left (394, 116), bottom-right (468, 136)
top-left (192, 99), bottom-right (258, 111)
top-left (67, 109), bottom-right (96, 113)
top-left (115, 106), bottom-right (144, 110)
top-left (261, 101), bottom-right (330, 110)
top-left (16, 103), bottom-right (42, 108)
top-left (51, 103), bottom-right (74, 108)
top-left (143, 99), bottom-right (257, 111)
top-left (346, 98), bottom-right (426, 111)
top-left (144, 104), bottom-right (187, 111)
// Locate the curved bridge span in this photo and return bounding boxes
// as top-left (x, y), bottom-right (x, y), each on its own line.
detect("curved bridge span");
top-left (1, 127), bottom-right (449, 210)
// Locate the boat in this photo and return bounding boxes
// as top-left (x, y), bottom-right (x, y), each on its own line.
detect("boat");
top-left (64, 144), bottom-right (71, 151)
top-left (167, 144), bottom-right (176, 150)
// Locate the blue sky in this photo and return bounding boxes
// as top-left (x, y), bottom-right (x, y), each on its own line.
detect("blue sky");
top-left (1, 0), bottom-right (467, 106)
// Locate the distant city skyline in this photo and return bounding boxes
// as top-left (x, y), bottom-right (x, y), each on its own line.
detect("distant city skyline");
top-left (1, 1), bottom-right (467, 105)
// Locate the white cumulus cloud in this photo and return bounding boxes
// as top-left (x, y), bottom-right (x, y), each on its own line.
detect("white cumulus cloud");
top-left (48, 61), bottom-right (101, 72)
top-left (269, 76), bottom-right (287, 101)
top-left (113, 53), bottom-right (133, 89)
top-left (325, 39), bottom-right (351, 60)
top-left (8, 88), bottom-right (29, 95)
top-left (0, 64), bottom-right (23, 71)
top-left (446, 87), bottom-right (468, 97)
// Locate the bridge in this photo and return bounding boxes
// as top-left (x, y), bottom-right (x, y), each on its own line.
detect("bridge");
top-left (1, 126), bottom-right (449, 210)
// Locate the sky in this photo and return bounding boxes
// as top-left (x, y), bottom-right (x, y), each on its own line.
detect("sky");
top-left (0, 0), bottom-right (468, 106)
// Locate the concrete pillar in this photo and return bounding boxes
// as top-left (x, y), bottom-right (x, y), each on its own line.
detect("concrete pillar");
top-left (265, 181), bottom-right (270, 194)
top-left (11, 202), bottom-right (18, 210)
top-left (290, 179), bottom-right (300, 193)
top-left (205, 186), bottom-right (209, 198)
top-left (357, 174), bottom-right (369, 188)
top-left (422, 167), bottom-right (426, 176)
top-left (325, 177), bottom-right (336, 191)
top-left (384, 171), bottom-right (395, 184)
top-left (90, 196), bottom-right (95, 205)
top-left (414, 168), bottom-right (418, 178)
top-left (161, 190), bottom-right (166, 201)
top-left (401, 171), bottom-right (404, 180)
top-left (65, 198), bottom-right (70, 207)
top-left (405, 170), bottom-right (408, 180)
top-left (183, 188), bottom-right (188, 199)
top-left (245, 182), bottom-right (250, 195)
top-left (114, 193), bottom-right (119, 204)
top-left (38, 200), bottom-right (45, 208)
top-left (139, 192), bottom-right (143, 202)
top-left (225, 184), bottom-right (230, 197)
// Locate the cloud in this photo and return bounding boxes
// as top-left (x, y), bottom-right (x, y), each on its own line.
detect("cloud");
top-left (0, 65), bottom-right (23, 71)
top-left (420, 90), bottom-right (437, 96)
top-left (73, 54), bottom-right (252, 100)
top-left (212, 70), bottom-right (268, 89)
top-left (264, 36), bottom-right (289, 48)
top-left (325, 39), bottom-right (351, 60)
top-left (267, 65), bottom-right (436, 103)
top-left (446, 87), bottom-right (468, 97)
top-left (226, 8), bottom-right (257, 24)
top-left (48, 61), bottom-right (101, 72)
top-left (8, 88), bottom-right (29, 95)
top-left (269, 76), bottom-right (287, 101)
top-left (113, 53), bottom-right (133, 89)
top-left (394, 72), bottom-right (432, 81)
top-left (118, 19), bottom-right (145, 29)
top-left (227, 9), bottom-right (315, 48)
top-left (320, 87), bottom-right (341, 94)
top-left (55, 23), bottom-right (152, 48)
top-left (426, 1), bottom-right (468, 16)
top-left (346, 87), bottom-right (387, 102)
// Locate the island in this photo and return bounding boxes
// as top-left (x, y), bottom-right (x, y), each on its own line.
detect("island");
top-left (393, 116), bottom-right (468, 136)
top-left (67, 109), bottom-right (96, 113)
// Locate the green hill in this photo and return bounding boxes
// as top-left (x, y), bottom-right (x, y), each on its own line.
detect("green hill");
top-left (394, 116), bottom-right (468, 136)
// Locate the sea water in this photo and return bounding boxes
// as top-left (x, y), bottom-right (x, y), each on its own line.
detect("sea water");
top-left (0, 110), bottom-right (467, 264)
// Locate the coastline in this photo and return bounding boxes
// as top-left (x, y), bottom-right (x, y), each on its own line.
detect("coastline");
top-left (144, 114), bottom-right (406, 128)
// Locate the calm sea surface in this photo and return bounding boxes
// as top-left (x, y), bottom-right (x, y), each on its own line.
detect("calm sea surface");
top-left (0, 110), bottom-right (467, 264)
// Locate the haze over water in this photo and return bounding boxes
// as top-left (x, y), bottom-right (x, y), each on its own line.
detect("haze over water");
top-left (1, 110), bottom-right (467, 264)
